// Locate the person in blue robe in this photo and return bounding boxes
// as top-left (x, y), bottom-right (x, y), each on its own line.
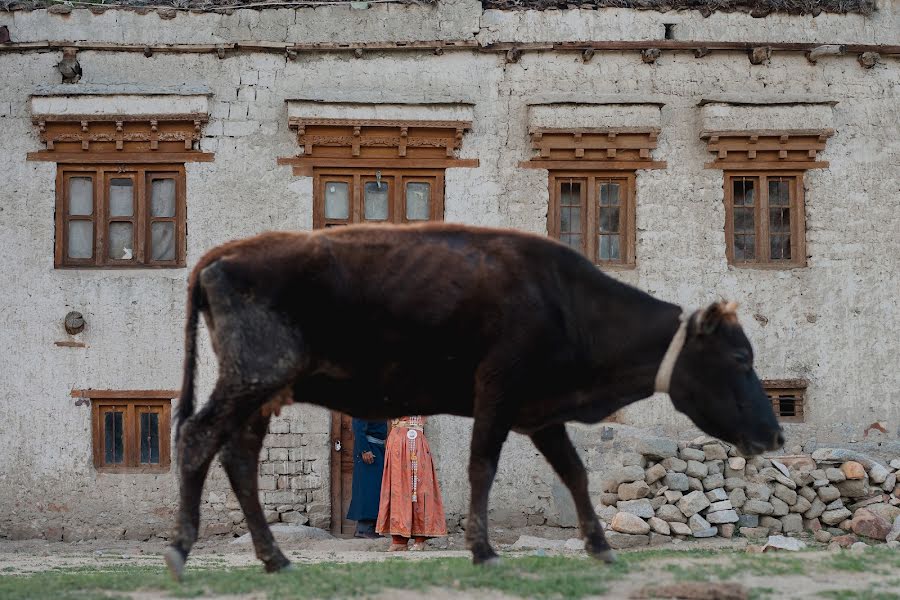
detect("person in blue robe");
top-left (346, 417), bottom-right (388, 538)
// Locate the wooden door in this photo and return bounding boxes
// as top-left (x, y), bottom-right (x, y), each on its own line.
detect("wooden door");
top-left (329, 412), bottom-right (356, 536)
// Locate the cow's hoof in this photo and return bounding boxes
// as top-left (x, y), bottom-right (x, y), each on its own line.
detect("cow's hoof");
top-left (590, 548), bottom-right (617, 564)
top-left (164, 546), bottom-right (186, 582)
top-left (481, 555), bottom-right (502, 567)
top-left (472, 552), bottom-right (501, 567)
top-left (265, 558), bottom-right (293, 573)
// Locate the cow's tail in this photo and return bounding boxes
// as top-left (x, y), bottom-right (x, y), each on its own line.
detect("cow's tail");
top-left (176, 271), bottom-right (205, 441)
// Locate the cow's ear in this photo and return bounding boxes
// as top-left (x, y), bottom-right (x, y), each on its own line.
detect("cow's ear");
top-left (695, 301), bottom-right (739, 335)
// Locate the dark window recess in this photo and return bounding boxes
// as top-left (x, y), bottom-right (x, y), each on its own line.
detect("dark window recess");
top-left (104, 411), bottom-right (125, 464)
top-left (140, 412), bottom-right (160, 464)
top-left (764, 381), bottom-right (807, 423)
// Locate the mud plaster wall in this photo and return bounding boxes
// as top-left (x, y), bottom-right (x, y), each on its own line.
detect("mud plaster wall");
top-left (0, 0), bottom-right (898, 539)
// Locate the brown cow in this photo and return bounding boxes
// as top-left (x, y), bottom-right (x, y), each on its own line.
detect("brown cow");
top-left (165, 222), bottom-right (783, 579)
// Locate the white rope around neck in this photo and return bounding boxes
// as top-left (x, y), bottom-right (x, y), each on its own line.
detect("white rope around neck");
top-left (653, 312), bottom-right (689, 394)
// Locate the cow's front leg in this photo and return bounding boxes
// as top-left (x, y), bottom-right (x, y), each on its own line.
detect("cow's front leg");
top-left (530, 424), bottom-right (615, 563)
top-left (465, 417), bottom-right (510, 565)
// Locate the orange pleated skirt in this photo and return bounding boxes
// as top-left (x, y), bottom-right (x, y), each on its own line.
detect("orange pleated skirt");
top-left (375, 422), bottom-right (447, 538)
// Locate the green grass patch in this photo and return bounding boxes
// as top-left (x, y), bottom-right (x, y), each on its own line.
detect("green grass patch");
top-left (663, 551), bottom-right (805, 582)
top-left (0, 556), bottom-right (631, 600)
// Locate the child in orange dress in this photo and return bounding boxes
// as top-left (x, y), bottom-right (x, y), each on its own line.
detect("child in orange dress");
top-left (375, 416), bottom-right (448, 551)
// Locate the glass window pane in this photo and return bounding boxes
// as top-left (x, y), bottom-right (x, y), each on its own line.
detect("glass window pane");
top-left (599, 235), bottom-right (621, 261)
top-left (735, 234), bottom-right (756, 261)
top-left (560, 182), bottom-right (581, 206)
top-left (324, 182), bottom-right (349, 220)
top-left (599, 182), bottom-right (620, 206)
top-left (406, 182), bottom-right (431, 220)
top-left (769, 207), bottom-right (791, 233)
top-left (561, 206), bottom-right (581, 235)
top-left (67, 221), bottom-right (93, 259)
top-left (69, 177), bottom-right (93, 216)
top-left (734, 207), bottom-right (755, 233)
top-left (769, 179), bottom-right (791, 207)
top-left (770, 234), bottom-right (792, 260)
top-left (364, 181), bottom-right (389, 221)
top-left (733, 178), bottom-right (756, 207)
top-left (109, 179), bottom-right (134, 217)
top-left (599, 207), bottom-right (620, 233)
top-left (561, 233), bottom-right (582, 251)
top-left (151, 222), bottom-right (176, 261)
top-left (140, 412), bottom-right (160, 464)
top-left (108, 222), bottom-right (134, 260)
top-left (104, 411), bottom-right (124, 465)
top-left (150, 179), bottom-right (176, 218)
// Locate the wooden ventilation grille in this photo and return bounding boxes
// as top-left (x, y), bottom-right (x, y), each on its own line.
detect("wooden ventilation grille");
top-left (764, 380), bottom-right (807, 423)
top-left (521, 127), bottom-right (666, 171)
top-left (279, 118), bottom-right (477, 176)
top-left (700, 130), bottom-right (833, 170)
top-left (28, 114), bottom-right (212, 163)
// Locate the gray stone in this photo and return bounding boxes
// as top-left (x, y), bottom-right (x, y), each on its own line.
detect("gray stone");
top-left (611, 466), bottom-right (646, 486)
top-left (760, 516), bottom-right (783, 532)
top-left (670, 522), bottom-right (692, 536)
top-left (649, 532), bottom-right (672, 546)
top-left (729, 457), bottom-right (746, 471)
top-left (663, 490), bottom-right (683, 504)
top-left (826, 499), bottom-right (845, 510)
top-left (686, 460), bottom-right (708, 478)
top-left (837, 479), bottom-right (870, 498)
top-left (869, 463), bottom-right (890, 485)
top-left (743, 500), bottom-right (775, 515)
top-left (888, 541), bottom-right (900, 549)
top-left (811, 449), bottom-right (884, 473)
top-left (763, 535), bottom-right (806, 552)
top-left (645, 463), bottom-right (667, 484)
top-left (618, 481), bottom-right (651, 501)
top-left (648, 516), bottom-right (671, 535)
top-left (882, 473), bottom-right (897, 492)
top-left (637, 438), bottom-right (679, 460)
top-left (818, 486), bottom-right (841, 502)
top-left (688, 477), bottom-right (704, 492)
top-left (890, 459), bottom-right (900, 470)
top-left (781, 514), bottom-right (803, 533)
top-left (621, 452), bottom-right (645, 467)
top-left (680, 447), bottom-right (705, 462)
top-left (664, 472), bottom-right (690, 492)
top-left (888, 516), bottom-right (900, 544)
top-left (729, 487), bottom-right (747, 509)
top-left (611, 512), bottom-right (651, 535)
top-left (708, 500), bottom-right (733, 512)
top-left (850, 541), bottom-right (869, 553)
top-left (821, 508), bottom-right (853, 525)
top-left (661, 457), bottom-right (687, 473)
top-left (810, 469), bottom-right (827, 482)
top-left (792, 471), bottom-right (814, 487)
top-left (707, 509), bottom-right (739, 524)
top-left (724, 477), bottom-right (747, 491)
top-left (771, 497), bottom-right (790, 517)
top-left (600, 493), bottom-right (619, 506)
top-left (511, 535), bottom-right (568, 550)
top-left (746, 483), bottom-right (771, 502)
top-left (774, 483), bottom-right (798, 506)
top-left (805, 498), bottom-right (827, 519)
top-left (706, 488), bottom-right (728, 502)
top-left (707, 461), bottom-right (724, 475)
top-left (703, 444), bottom-right (729, 461)
top-left (771, 460), bottom-right (791, 479)
top-left (791, 496), bottom-right (812, 514)
top-left (740, 526), bottom-right (770, 539)
top-left (815, 529), bottom-right (833, 543)
top-left (799, 486), bottom-right (818, 502)
top-left (702, 473), bottom-right (725, 491)
top-left (605, 532), bottom-right (650, 549)
top-left (825, 468), bottom-right (846, 483)
top-left (597, 505), bottom-right (618, 522)
top-left (232, 524), bottom-right (331, 544)
top-left (737, 514), bottom-right (759, 528)
top-left (678, 490), bottom-right (711, 518)
top-left (656, 504), bottom-right (687, 523)
top-left (689, 514), bottom-right (717, 537)
top-left (650, 496), bottom-right (667, 510)
top-left (616, 499), bottom-right (654, 519)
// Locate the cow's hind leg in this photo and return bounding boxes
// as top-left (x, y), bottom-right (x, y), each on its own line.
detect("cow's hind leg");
top-left (220, 410), bottom-right (291, 573)
top-left (530, 424), bottom-right (615, 563)
top-left (465, 417), bottom-right (510, 566)
top-left (165, 384), bottom-right (276, 581)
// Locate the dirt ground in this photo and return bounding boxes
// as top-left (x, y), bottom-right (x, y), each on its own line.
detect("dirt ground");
top-left (0, 530), bottom-right (898, 599)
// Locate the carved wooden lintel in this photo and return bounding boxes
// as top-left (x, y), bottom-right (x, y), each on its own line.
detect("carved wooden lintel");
top-left (700, 129), bottom-right (833, 169)
top-left (526, 127), bottom-right (662, 165)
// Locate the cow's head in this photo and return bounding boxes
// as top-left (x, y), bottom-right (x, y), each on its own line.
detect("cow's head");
top-left (668, 301), bottom-right (784, 456)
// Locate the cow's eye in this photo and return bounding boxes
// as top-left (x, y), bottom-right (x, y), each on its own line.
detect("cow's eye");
top-left (732, 349), bottom-right (751, 367)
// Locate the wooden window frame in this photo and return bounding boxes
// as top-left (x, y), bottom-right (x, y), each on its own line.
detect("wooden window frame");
top-left (723, 171), bottom-right (806, 269)
top-left (313, 168), bottom-right (445, 229)
top-left (55, 164), bottom-right (186, 269)
top-left (83, 391), bottom-right (175, 473)
top-left (548, 171), bottom-right (636, 269)
top-left (763, 380), bottom-right (807, 424)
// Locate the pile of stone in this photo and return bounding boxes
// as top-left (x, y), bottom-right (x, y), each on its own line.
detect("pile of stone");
top-left (596, 437), bottom-right (900, 549)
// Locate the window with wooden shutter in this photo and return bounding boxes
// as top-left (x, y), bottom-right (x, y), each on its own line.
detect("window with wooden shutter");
top-left (763, 380), bottom-right (807, 423)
